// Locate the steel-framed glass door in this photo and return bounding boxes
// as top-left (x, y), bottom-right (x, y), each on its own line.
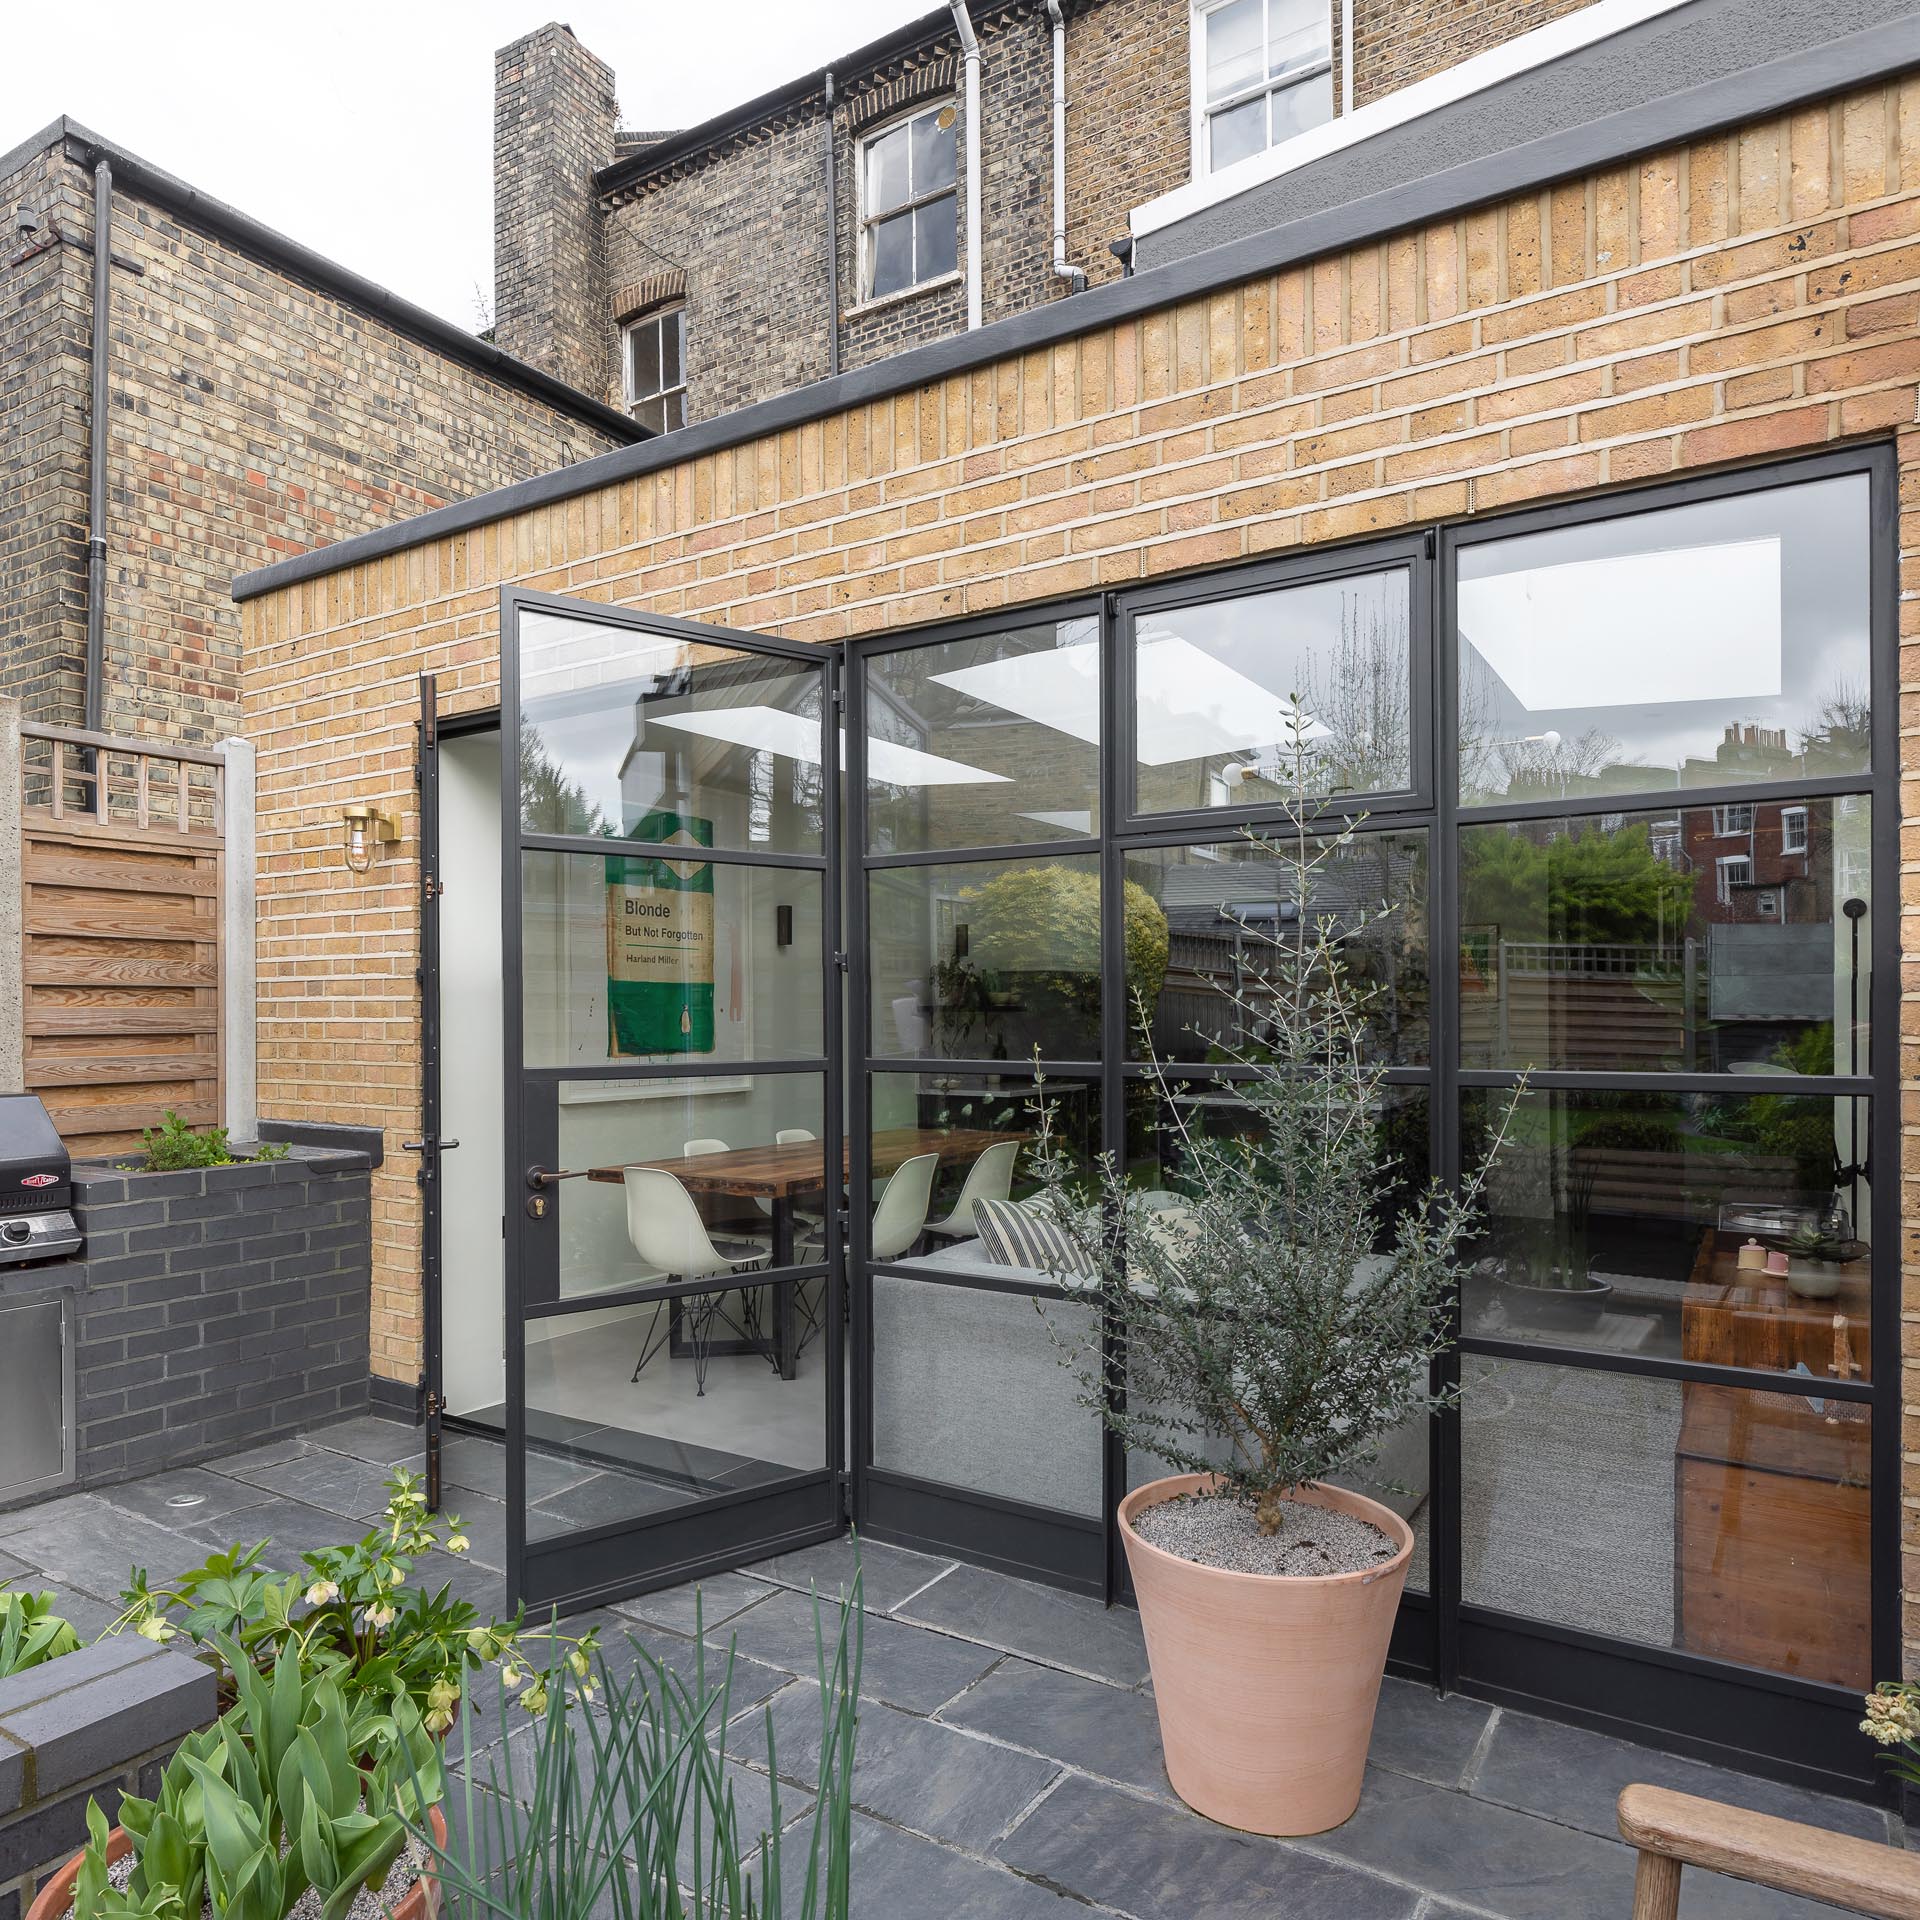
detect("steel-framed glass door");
top-left (500, 587), bottom-right (844, 1610)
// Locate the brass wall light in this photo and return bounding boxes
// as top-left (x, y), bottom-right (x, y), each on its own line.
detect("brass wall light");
top-left (340, 802), bottom-right (400, 874)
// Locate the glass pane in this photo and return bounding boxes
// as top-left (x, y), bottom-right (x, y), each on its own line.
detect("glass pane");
top-left (869, 210), bottom-right (914, 298)
top-left (523, 852), bottom-right (823, 1070)
top-left (1271, 70), bottom-right (1333, 143)
top-left (865, 618), bottom-right (1101, 853)
top-left (663, 388), bottom-right (687, 432)
top-left (868, 855), bottom-right (1103, 1061)
top-left (914, 195), bottom-right (958, 283)
top-left (635, 395), bottom-right (668, 435)
top-left (660, 309), bottom-right (683, 390)
top-left (1461, 1087), bottom-right (1871, 1379)
top-left (865, 122), bottom-right (910, 215)
top-left (1204, 0), bottom-right (1263, 101)
top-left (873, 1275), bottom-right (1101, 1515)
top-left (629, 320), bottom-right (661, 399)
top-left (1457, 474), bottom-right (1871, 806)
top-left (1459, 796), bottom-right (1872, 1074)
top-left (1120, 1081), bottom-right (1431, 1586)
top-left (517, 609), bottom-right (827, 849)
top-left (524, 1278), bottom-right (825, 1536)
top-left (1461, 1355), bottom-right (1870, 1688)
top-left (1208, 96), bottom-right (1266, 171)
top-left (1132, 568), bottom-right (1413, 815)
top-left (1270, 0), bottom-right (1331, 75)
top-left (911, 107), bottom-right (957, 194)
top-left (866, 1069), bottom-right (1097, 1279)
top-left (1125, 830), bottom-right (1429, 1065)
top-left (551, 1075), bottom-right (827, 1301)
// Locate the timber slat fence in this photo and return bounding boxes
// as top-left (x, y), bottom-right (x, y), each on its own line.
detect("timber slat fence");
top-left (17, 724), bottom-right (225, 1155)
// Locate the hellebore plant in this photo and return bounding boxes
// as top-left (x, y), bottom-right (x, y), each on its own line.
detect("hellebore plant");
top-left (0, 1586), bottom-right (82, 1680)
top-left (1030, 701), bottom-right (1518, 1535)
top-left (116, 1468), bottom-right (593, 1725)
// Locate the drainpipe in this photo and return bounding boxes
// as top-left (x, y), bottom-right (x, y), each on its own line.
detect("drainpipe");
top-left (823, 70), bottom-right (841, 377)
top-left (950, 1), bottom-right (982, 329)
top-left (84, 156), bottom-right (112, 734)
top-left (1043, 0), bottom-right (1087, 294)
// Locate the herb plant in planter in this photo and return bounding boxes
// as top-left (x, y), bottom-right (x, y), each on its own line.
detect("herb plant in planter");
top-left (35, 1637), bottom-right (446, 1920)
top-left (1030, 710), bottom-right (1513, 1837)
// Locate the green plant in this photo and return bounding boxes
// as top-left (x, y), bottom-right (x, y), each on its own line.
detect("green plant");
top-left (117, 1469), bottom-right (585, 1725)
top-left (0, 1586), bottom-right (80, 1678)
top-left (1030, 704), bottom-right (1517, 1534)
top-left (69, 1637), bottom-right (443, 1920)
top-left (1784, 1224), bottom-right (1862, 1265)
top-left (131, 1111), bottom-right (289, 1172)
top-left (421, 1575), bottom-right (862, 1920)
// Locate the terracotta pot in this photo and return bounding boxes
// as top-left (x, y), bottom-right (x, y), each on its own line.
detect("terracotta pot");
top-left (1119, 1473), bottom-right (1413, 1837)
top-left (26, 1804), bottom-right (449, 1920)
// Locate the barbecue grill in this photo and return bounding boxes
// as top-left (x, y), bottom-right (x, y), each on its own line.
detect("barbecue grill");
top-left (0, 1094), bottom-right (81, 1265)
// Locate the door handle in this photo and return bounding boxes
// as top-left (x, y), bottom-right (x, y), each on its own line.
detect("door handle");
top-left (402, 1138), bottom-right (462, 1153)
top-left (526, 1165), bottom-right (590, 1188)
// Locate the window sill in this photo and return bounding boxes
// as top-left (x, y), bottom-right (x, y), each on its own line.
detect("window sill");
top-left (842, 271), bottom-right (963, 323)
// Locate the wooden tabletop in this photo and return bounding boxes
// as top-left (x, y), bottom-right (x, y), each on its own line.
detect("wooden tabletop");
top-left (588, 1127), bottom-right (1023, 1198)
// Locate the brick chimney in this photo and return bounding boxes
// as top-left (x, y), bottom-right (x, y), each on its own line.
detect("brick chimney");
top-left (494, 22), bottom-right (617, 399)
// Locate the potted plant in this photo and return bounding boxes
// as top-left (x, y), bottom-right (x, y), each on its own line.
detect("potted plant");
top-left (1028, 709), bottom-right (1512, 1837)
top-left (0, 1587), bottom-right (81, 1678)
top-left (29, 1637), bottom-right (446, 1920)
top-left (1780, 1222), bottom-right (1866, 1299)
top-left (1494, 1161), bottom-right (1612, 1330)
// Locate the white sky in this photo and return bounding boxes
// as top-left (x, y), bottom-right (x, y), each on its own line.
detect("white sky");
top-left (1, 1), bottom-right (927, 331)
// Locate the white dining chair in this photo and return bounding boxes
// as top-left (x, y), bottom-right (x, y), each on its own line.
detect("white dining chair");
top-left (775, 1128), bottom-right (816, 1144)
top-left (923, 1139), bottom-right (1019, 1241)
top-left (622, 1167), bottom-right (768, 1396)
top-left (681, 1136), bottom-right (769, 1243)
top-left (871, 1151), bottom-right (940, 1262)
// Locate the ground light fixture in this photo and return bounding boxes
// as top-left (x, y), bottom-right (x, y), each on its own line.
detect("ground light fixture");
top-left (340, 801), bottom-right (401, 873)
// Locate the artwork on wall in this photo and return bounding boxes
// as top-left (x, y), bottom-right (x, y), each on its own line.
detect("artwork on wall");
top-left (605, 811), bottom-right (718, 1057)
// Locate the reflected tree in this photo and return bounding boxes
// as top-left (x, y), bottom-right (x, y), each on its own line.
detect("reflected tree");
top-left (519, 724), bottom-right (611, 837)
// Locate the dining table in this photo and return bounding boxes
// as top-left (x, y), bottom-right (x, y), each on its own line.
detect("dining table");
top-left (588, 1127), bottom-right (1024, 1378)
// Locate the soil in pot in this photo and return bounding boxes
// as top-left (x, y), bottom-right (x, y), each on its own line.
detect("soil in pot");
top-left (80, 1840), bottom-right (431, 1920)
top-left (1133, 1490), bottom-right (1398, 1578)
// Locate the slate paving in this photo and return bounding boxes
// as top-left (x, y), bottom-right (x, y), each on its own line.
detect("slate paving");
top-left (0, 1413), bottom-right (1901, 1920)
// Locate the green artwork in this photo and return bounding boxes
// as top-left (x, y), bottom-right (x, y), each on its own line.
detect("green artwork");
top-left (605, 811), bottom-right (715, 1055)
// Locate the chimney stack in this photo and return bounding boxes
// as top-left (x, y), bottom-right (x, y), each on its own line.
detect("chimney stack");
top-left (494, 22), bottom-right (617, 400)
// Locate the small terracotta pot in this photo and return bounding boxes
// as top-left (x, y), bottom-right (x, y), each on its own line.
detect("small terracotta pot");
top-left (26, 1804), bottom-right (449, 1920)
top-left (1119, 1473), bottom-right (1413, 1837)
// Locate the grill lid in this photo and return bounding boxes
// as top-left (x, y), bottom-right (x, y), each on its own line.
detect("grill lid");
top-left (0, 1094), bottom-right (73, 1213)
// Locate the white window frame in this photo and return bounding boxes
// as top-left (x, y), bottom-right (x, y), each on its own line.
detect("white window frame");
top-left (1711, 803), bottom-right (1754, 838)
top-left (1780, 805), bottom-right (1808, 854)
top-left (1716, 854), bottom-right (1753, 904)
top-left (622, 302), bottom-right (687, 434)
top-left (1189, 0), bottom-right (1335, 178)
top-left (857, 102), bottom-right (960, 302)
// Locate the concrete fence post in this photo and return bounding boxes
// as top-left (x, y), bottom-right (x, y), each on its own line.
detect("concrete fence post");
top-left (220, 735), bottom-right (256, 1141)
top-left (0, 699), bottom-right (22, 1095)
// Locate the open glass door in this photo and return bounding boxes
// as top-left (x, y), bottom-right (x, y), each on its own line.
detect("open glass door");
top-left (500, 588), bottom-right (844, 1610)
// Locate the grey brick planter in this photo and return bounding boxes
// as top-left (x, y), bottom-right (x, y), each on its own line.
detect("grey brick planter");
top-left (0, 1144), bottom-right (373, 1503)
top-left (0, 1640), bottom-right (214, 1920)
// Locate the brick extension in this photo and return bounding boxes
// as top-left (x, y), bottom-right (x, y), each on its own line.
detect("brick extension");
top-left (248, 79), bottom-right (1920, 1494)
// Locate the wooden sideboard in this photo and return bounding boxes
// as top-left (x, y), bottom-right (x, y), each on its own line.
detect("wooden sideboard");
top-left (1674, 1235), bottom-right (1871, 1690)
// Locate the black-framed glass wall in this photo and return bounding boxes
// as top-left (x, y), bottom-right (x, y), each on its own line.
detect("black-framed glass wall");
top-left (843, 445), bottom-right (1896, 1788)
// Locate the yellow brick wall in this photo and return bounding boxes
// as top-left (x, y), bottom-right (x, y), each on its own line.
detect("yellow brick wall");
top-left (245, 83), bottom-right (1920, 1624)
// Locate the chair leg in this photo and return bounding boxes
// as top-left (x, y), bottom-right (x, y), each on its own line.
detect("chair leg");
top-left (689, 1294), bottom-right (715, 1397)
top-left (629, 1301), bottom-right (669, 1384)
top-left (1630, 1852), bottom-right (1682, 1920)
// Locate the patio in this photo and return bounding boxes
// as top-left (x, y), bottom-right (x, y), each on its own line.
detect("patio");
top-left (0, 1415), bottom-right (1892, 1920)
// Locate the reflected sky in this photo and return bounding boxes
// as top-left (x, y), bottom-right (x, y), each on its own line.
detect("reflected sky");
top-left (1458, 475), bottom-right (1870, 804)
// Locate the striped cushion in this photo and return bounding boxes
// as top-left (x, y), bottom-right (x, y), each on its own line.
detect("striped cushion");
top-left (972, 1196), bottom-right (1094, 1282)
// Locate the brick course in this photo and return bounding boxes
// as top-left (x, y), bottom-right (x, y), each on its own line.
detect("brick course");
top-left (249, 82), bottom-right (1920, 1660)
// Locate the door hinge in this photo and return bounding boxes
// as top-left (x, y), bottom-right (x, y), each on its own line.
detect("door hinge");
top-left (831, 682), bottom-right (847, 712)
top-left (1423, 528), bottom-right (1437, 558)
top-left (424, 877), bottom-right (444, 897)
top-left (833, 951), bottom-right (849, 973)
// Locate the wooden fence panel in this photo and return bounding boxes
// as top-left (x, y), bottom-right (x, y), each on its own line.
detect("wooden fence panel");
top-left (18, 726), bottom-right (225, 1157)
